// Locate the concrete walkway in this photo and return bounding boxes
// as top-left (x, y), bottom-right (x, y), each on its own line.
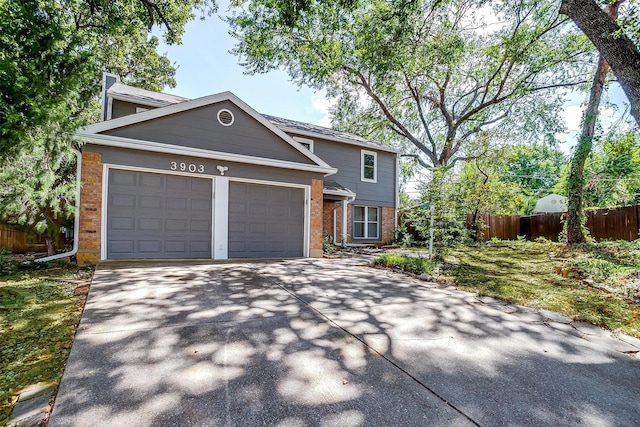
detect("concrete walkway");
top-left (49, 258), bottom-right (640, 426)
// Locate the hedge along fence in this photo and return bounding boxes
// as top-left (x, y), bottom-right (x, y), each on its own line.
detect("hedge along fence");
top-left (0, 223), bottom-right (66, 253)
top-left (466, 205), bottom-right (640, 242)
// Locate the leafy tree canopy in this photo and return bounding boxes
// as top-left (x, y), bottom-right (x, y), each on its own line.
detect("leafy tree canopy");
top-left (0, 0), bottom-right (215, 239)
top-left (229, 0), bottom-right (592, 169)
top-left (0, 0), bottom-right (216, 161)
top-left (557, 130), bottom-right (640, 207)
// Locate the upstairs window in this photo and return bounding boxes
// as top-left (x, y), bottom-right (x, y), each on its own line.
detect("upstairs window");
top-left (353, 206), bottom-right (379, 239)
top-left (293, 136), bottom-right (314, 152)
top-left (361, 150), bottom-right (377, 182)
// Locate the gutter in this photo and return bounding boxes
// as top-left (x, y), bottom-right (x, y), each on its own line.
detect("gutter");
top-left (36, 148), bottom-right (81, 263)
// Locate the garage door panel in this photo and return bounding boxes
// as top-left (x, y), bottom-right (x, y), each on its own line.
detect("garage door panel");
top-left (112, 194), bottom-right (136, 208)
top-left (166, 197), bottom-right (188, 210)
top-left (190, 241), bottom-right (211, 252)
top-left (107, 170), bottom-right (212, 259)
top-left (228, 182), bottom-right (304, 258)
top-left (111, 217), bottom-right (135, 230)
top-left (109, 240), bottom-right (134, 254)
top-left (191, 199), bottom-right (211, 211)
top-left (165, 219), bottom-right (187, 232)
top-left (140, 174), bottom-right (163, 188)
top-left (165, 241), bottom-right (186, 252)
top-left (112, 170), bottom-right (136, 186)
top-left (139, 240), bottom-right (162, 254)
top-left (167, 176), bottom-right (189, 190)
top-left (191, 220), bottom-right (210, 232)
top-left (191, 179), bottom-right (211, 192)
top-left (139, 218), bottom-right (162, 231)
top-left (140, 195), bottom-right (163, 209)
top-left (249, 222), bottom-right (266, 233)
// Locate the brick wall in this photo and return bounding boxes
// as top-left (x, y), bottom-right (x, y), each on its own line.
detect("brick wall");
top-left (322, 201), bottom-right (340, 242)
top-left (381, 206), bottom-right (395, 244)
top-left (77, 151), bottom-right (103, 264)
top-left (309, 179), bottom-right (324, 257)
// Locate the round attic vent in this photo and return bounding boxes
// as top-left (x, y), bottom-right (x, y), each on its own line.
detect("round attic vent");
top-left (217, 109), bottom-right (234, 126)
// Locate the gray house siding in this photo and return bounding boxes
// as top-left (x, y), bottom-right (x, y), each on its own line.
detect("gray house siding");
top-left (111, 99), bottom-right (157, 119)
top-left (101, 101), bottom-right (315, 165)
top-left (91, 146), bottom-right (323, 185)
top-left (293, 136), bottom-right (396, 206)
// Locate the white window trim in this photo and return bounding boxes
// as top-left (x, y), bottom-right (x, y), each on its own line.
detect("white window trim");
top-left (353, 206), bottom-right (380, 240)
top-left (293, 136), bottom-right (314, 153)
top-left (135, 106), bottom-right (149, 113)
top-left (361, 150), bottom-right (377, 183)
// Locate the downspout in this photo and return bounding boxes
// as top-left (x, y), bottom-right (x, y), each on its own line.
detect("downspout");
top-left (333, 194), bottom-right (356, 246)
top-left (36, 148), bottom-right (81, 263)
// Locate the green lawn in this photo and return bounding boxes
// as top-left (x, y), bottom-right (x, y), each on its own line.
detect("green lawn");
top-left (0, 261), bottom-right (93, 424)
top-left (375, 240), bottom-right (640, 338)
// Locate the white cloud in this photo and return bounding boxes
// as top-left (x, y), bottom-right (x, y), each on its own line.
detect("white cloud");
top-left (310, 90), bottom-right (335, 127)
top-left (561, 104), bottom-right (584, 132)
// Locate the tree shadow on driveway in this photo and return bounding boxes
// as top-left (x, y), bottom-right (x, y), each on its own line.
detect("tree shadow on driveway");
top-left (48, 259), bottom-right (640, 427)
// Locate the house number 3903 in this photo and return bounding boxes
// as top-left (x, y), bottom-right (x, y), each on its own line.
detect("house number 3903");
top-left (170, 161), bottom-right (205, 173)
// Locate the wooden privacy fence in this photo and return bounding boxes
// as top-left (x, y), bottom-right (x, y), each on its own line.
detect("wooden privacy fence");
top-left (467, 205), bottom-right (640, 242)
top-left (0, 223), bottom-right (66, 253)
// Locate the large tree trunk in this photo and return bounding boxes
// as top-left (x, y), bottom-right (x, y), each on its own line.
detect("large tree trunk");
top-left (560, 0), bottom-right (640, 127)
top-left (564, 1), bottom-right (620, 244)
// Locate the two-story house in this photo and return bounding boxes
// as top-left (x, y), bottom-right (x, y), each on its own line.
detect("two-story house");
top-left (74, 74), bottom-right (398, 263)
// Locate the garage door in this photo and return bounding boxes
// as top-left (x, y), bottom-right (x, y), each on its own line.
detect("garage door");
top-left (228, 182), bottom-right (305, 258)
top-left (106, 170), bottom-right (212, 259)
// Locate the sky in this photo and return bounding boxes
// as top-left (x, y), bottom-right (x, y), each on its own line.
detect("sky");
top-left (155, 2), bottom-right (332, 127)
top-left (156, 2), bottom-right (632, 155)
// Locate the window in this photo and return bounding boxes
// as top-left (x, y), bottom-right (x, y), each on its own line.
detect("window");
top-left (353, 206), bottom-right (379, 239)
top-left (293, 136), bottom-right (314, 152)
top-left (135, 107), bottom-right (149, 113)
top-left (361, 150), bottom-right (377, 182)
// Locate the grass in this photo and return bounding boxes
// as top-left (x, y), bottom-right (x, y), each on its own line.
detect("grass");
top-left (373, 253), bottom-right (437, 275)
top-left (0, 261), bottom-right (93, 425)
top-left (375, 240), bottom-right (640, 338)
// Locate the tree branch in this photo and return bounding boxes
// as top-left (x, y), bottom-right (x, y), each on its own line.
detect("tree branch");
top-left (404, 72), bottom-right (436, 153)
top-left (342, 65), bottom-right (437, 164)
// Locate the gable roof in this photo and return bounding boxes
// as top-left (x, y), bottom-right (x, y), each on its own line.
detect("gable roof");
top-left (108, 83), bottom-right (189, 107)
top-left (263, 115), bottom-right (398, 154)
top-left (79, 91), bottom-right (336, 175)
top-left (102, 83), bottom-right (398, 154)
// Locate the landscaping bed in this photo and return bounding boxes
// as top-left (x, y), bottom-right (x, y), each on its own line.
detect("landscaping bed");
top-left (0, 259), bottom-right (93, 425)
top-left (375, 240), bottom-right (640, 338)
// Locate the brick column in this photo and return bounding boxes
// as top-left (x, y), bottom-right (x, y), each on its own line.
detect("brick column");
top-left (381, 206), bottom-right (396, 244)
top-left (77, 151), bottom-right (103, 264)
top-left (309, 179), bottom-right (324, 258)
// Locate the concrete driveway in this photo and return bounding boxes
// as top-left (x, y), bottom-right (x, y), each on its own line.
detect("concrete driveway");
top-left (49, 258), bottom-right (640, 426)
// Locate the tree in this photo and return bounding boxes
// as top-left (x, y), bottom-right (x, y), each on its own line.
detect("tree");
top-left (564, 0), bottom-right (621, 244)
top-left (230, 0), bottom-right (590, 170)
top-left (0, 0), bottom-right (215, 252)
top-left (230, 0), bottom-right (591, 251)
top-left (0, 0), bottom-right (216, 161)
top-left (560, 0), bottom-right (640, 126)
top-left (556, 130), bottom-right (640, 207)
